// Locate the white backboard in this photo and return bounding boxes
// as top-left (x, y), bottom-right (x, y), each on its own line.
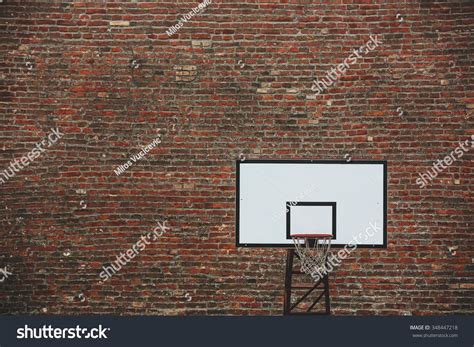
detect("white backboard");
top-left (236, 160), bottom-right (387, 247)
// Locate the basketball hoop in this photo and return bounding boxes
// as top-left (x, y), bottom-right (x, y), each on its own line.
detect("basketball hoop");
top-left (291, 234), bottom-right (332, 280)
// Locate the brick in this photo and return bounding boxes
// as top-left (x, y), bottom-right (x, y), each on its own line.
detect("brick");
top-left (0, 0), bottom-right (471, 318)
top-left (109, 20), bottom-right (130, 26)
top-left (459, 284), bottom-right (474, 289)
top-left (174, 65), bottom-right (198, 82)
top-left (191, 40), bottom-right (212, 48)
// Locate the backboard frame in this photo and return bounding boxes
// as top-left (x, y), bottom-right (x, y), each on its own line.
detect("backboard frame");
top-left (235, 159), bottom-right (388, 248)
top-left (286, 201), bottom-right (337, 241)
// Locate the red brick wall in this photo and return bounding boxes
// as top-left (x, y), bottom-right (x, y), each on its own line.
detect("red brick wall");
top-left (0, 0), bottom-right (472, 315)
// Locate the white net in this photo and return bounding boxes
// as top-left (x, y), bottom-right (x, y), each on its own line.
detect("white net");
top-left (292, 235), bottom-right (332, 280)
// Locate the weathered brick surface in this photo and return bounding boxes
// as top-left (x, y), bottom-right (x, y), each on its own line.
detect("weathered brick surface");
top-left (0, 1), bottom-right (472, 315)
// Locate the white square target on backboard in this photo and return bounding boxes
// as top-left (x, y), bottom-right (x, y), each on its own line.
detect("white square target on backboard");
top-left (236, 160), bottom-right (387, 247)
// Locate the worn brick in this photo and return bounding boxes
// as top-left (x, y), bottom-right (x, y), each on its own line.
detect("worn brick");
top-left (109, 20), bottom-right (130, 26)
top-left (0, 0), bottom-right (472, 317)
top-left (191, 40), bottom-right (212, 48)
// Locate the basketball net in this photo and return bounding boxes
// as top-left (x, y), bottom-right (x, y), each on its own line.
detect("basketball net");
top-left (292, 235), bottom-right (332, 280)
